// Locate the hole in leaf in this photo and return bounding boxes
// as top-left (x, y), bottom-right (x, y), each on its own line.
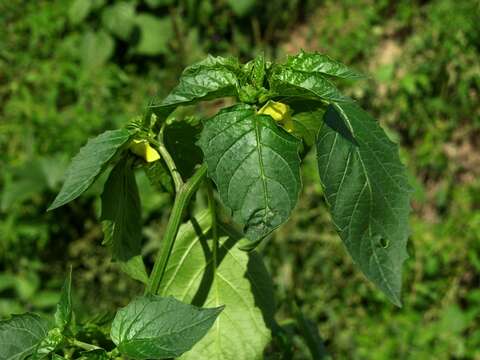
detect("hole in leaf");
top-left (377, 235), bottom-right (389, 248)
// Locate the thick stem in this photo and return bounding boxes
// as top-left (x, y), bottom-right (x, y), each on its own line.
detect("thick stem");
top-left (146, 164), bottom-right (207, 295)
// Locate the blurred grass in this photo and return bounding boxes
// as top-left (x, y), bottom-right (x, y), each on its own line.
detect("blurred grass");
top-left (1, 0), bottom-right (479, 359)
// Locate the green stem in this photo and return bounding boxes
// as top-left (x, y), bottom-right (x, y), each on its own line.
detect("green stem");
top-left (147, 164), bottom-right (208, 294)
top-left (206, 181), bottom-right (218, 268)
top-left (71, 339), bottom-right (101, 351)
top-left (151, 123), bottom-right (184, 193)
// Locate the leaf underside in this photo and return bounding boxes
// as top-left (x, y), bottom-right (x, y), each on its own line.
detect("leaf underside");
top-left (198, 104), bottom-right (302, 241)
top-left (48, 129), bottom-right (133, 210)
top-left (159, 210), bottom-right (276, 360)
top-left (316, 102), bottom-right (411, 306)
top-left (110, 295), bottom-right (223, 360)
top-left (101, 158), bottom-right (142, 262)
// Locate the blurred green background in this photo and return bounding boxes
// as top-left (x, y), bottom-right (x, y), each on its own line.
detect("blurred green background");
top-left (1, 0), bottom-right (479, 358)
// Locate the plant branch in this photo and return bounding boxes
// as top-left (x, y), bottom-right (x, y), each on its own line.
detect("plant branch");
top-left (146, 164), bottom-right (208, 295)
top-left (71, 339), bottom-right (102, 351)
top-left (152, 123), bottom-right (184, 193)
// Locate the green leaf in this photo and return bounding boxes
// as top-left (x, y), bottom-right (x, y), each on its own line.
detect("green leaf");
top-left (227, 0), bottom-right (256, 16)
top-left (69, 0), bottom-right (93, 25)
top-left (159, 210), bottom-right (275, 360)
top-left (110, 295), bottom-right (223, 360)
top-left (145, 0), bottom-right (175, 8)
top-left (198, 104), bottom-right (302, 241)
top-left (134, 14), bottom-right (173, 55)
top-left (144, 161), bottom-right (174, 194)
top-left (164, 121), bottom-right (203, 178)
top-left (81, 30), bottom-right (115, 70)
top-left (150, 55), bottom-right (241, 119)
top-left (48, 129), bottom-right (133, 211)
top-left (54, 269), bottom-right (73, 331)
top-left (316, 102), bottom-right (411, 306)
top-left (0, 313), bottom-right (49, 360)
top-left (269, 65), bottom-right (350, 103)
top-left (291, 109), bottom-right (325, 147)
top-left (100, 158), bottom-right (142, 262)
top-left (101, 2), bottom-right (136, 40)
top-left (117, 255), bottom-right (149, 285)
top-left (285, 51), bottom-right (366, 80)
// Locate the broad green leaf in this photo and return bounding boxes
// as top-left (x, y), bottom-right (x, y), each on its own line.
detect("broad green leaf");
top-left (159, 210), bottom-right (275, 360)
top-left (31, 328), bottom-right (63, 360)
top-left (198, 104), bottom-right (302, 241)
top-left (150, 55), bottom-right (241, 119)
top-left (48, 129), bottom-right (133, 210)
top-left (101, 158), bottom-right (142, 262)
top-left (101, 2), bottom-right (136, 40)
top-left (316, 102), bottom-right (411, 306)
top-left (290, 109), bottom-right (325, 147)
top-left (134, 14), bottom-right (173, 55)
top-left (54, 269), bottom-right (72, 331)
top-left (164, 121), bottom-right (203, 178)
top-left (81, 30), bottom-right (115, 70)
top-left (110, 295), bottom-right (223, 360)
top-left (269, 65), bottom-right (350, 103)
top-left (0, 313), bottom-right (49, 360)
top-left (285, 51), bottom-right (366, 80)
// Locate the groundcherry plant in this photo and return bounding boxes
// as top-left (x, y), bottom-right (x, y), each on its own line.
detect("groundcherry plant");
top-left (0, 51), bottom-right (411, 359)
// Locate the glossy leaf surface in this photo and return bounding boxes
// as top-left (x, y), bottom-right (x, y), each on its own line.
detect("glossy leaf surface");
top-left (316, 102), bottom-right (411, 305)
top-left (198, 104), bottom-right (302, 241)
top-left (269, 65), bottom-right (350, 102)
top-left (285, 51), bottom-right (365, 79)
top-left (48, 129), bottom-right (133, 210)
top-left (150, 55), bottom-right (241, 119)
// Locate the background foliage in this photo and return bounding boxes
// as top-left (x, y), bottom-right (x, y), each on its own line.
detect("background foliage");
top-left (1, 0), bottom-right (479, 358)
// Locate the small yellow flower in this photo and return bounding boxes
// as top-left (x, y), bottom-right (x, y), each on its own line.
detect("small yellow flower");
top-left (258, 101), bottom-right (294, 133)
top-left (130, 139), bottom-right (161, 163)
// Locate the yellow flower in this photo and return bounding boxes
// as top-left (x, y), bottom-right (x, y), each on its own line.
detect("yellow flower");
top-left (258, 101), bottom-right (294, 133)
top-left (130, 139), bottom-right (160, 163)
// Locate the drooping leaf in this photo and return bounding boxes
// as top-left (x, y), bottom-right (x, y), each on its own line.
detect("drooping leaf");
top-left (110, 295), bottom-right (223, 360)
top-left (164, 121), bottom-right (203, 178)
top-left (269, 65), bottom-right (350, 103)
top-left (117, 255), bottom-right (149, 285)
top-left (316, 102), bottom-right (411, 306)
top-left (101, 2), bottom-right (136, 40)
top-left (101, 158), bottom-right (142, 262)
top-left (290, 109), bottom-right (325, 147)
top-left (144, 161), bottom-right (174, 194)
top-left (150, 55), bottom-right (242, 119)
top-left (48, 129), bottom-right (133, 210)
top-left (0, 313), bottom-right (49, 360)
top-left (134, 14), bottom-right (173, 55)
top-left (159, 210), bottom-right (275, 360)
top-left (198, 104), bottom-right (302, 241)
top-left (285, 51), bottom-right (366, 80)
top-left (54, 269), bottom-right (73, 331)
